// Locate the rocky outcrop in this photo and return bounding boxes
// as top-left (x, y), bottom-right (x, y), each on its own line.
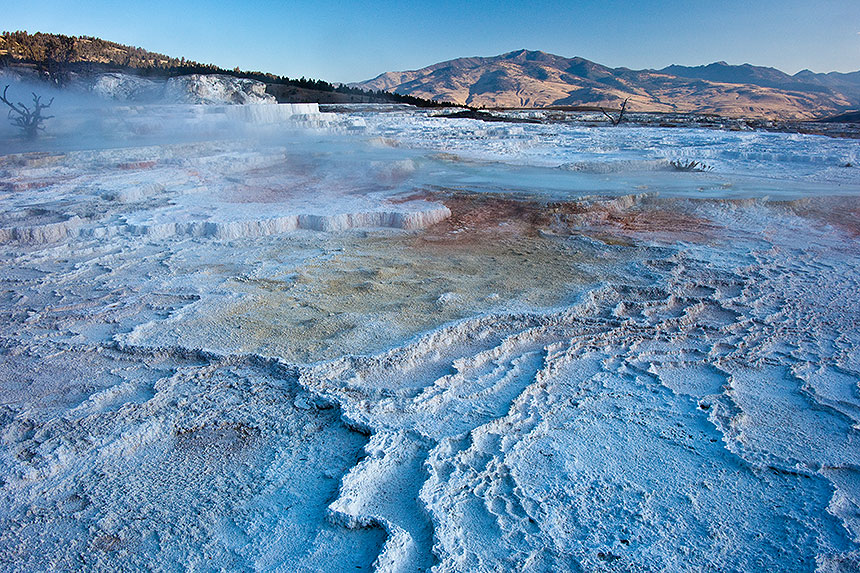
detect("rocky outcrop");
top-left (91, 73), bottom-right (163, 101)
top-left (163, 74), bottom-right (276, 105)
top-left (0, 70), bottom-right (277, 106)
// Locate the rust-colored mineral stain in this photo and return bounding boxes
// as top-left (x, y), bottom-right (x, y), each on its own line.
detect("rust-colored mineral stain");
top-left (787, 196), bottom-right (860, 238)
top-left (117, 160), bottom-right (158, 170)
top-left (401, 189), bottom-right (719, 245)
top-left (600, 206), bottom-right (718, 238)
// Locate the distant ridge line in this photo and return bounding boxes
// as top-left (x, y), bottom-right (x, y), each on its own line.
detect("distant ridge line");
top-left (354, 49), bottom-right (860, 119)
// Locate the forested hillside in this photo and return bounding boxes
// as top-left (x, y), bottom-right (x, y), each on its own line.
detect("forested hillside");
top-left (0, 31), bottom-right (451, 107)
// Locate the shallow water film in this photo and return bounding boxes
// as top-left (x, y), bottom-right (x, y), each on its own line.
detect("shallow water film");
top-left (2, 104), bottom-right (860, 571)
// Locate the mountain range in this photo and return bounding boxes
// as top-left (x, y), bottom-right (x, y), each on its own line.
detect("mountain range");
top-left (355, 50), bottom-right (860, 119)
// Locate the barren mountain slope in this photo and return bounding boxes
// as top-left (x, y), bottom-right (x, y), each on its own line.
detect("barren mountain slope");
top-left (356, 50), bottom-right (856, 118)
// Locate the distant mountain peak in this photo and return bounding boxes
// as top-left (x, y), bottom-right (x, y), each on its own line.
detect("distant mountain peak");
top-left (502, 49), bottom-right (551, 60)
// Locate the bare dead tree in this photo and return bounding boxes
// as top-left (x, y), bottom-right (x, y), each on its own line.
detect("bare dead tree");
top-left (600, 98), bottom-right (628, 126)
top-left (669, 159), bottom-right (713, 172)
top-left (1, 85), bottom-right (54, 138)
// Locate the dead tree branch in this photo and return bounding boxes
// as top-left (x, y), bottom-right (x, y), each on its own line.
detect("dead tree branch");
top-left (1, 85), bottom-right (54, 138)
top-left (600, 98), bottom-right (628, 126)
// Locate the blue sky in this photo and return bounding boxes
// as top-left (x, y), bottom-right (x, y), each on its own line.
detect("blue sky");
top-left (4, 0), bottom-right (859, 83)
